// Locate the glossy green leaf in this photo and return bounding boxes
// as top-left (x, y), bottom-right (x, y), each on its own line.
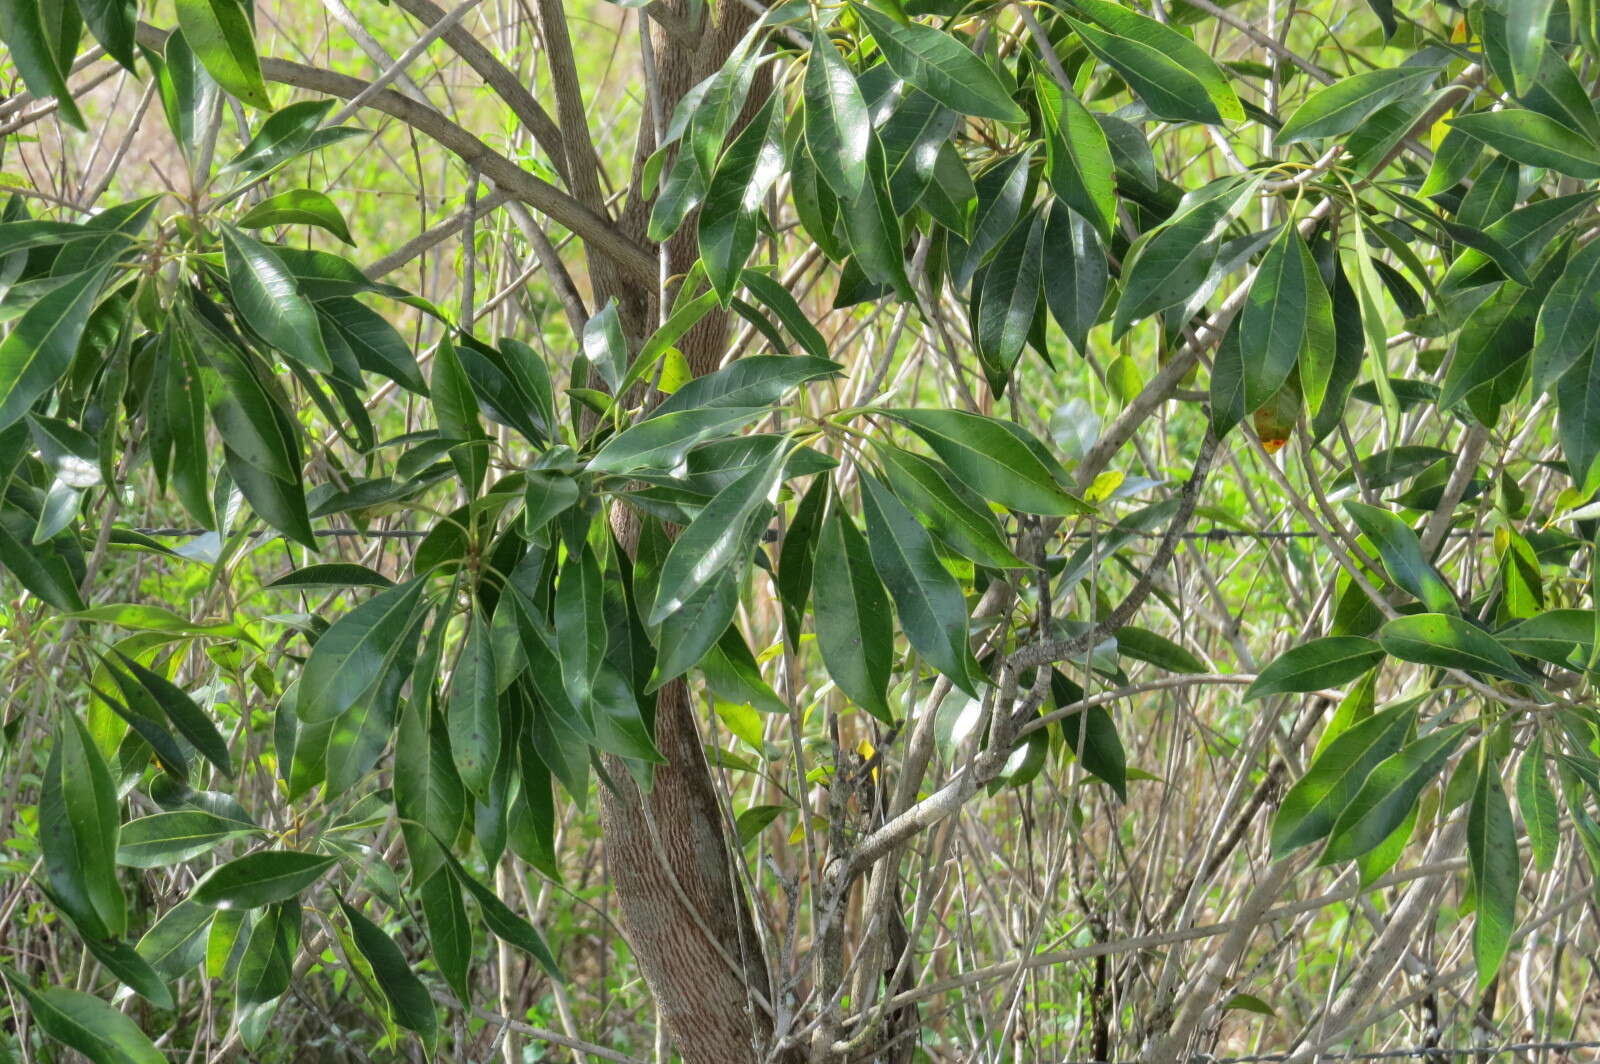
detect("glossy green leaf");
top-left (851, 5), bottom-right (1024, 122)
top-left (1378, 614), bottom-right (1528, 683)
top-left (340, 902), bottom-right (438, 1049)
top-left (814, 504), bottom-right (894, 722)
top-left (1067, 15), bottom-right (1222, 125)
top-left (699, 96), bottom-right (784, 304)
top-left (1069, 0), bottom-right (1242, 123)
top-left (1533, 237), bottom-right (1600, 393)
top-left (1115, 627), bottom-right (1206, 674)
top-left (220, 224), bottom-right (333, 374)
top-left (238, 189), bottom-right (355, 245)
top-left (0, 0), bottom-right (86, 128)
top-left (118, 811), bottom-right (253, 868)
top-left (265, 563), bottom-right (395, 590)
top-left (877, 446), bottom-right (1025, 569)
top-left (1277, 67), bottom-right (1440, 144)
top-left (650, 570), bottom-right (740, 688)
top-left (1468, 754), bottom-right (1518, 989)
top-left (418, 869), bottom-right (470, 1002)
top-left (1053, 672), bottom-right (1126, 800)
top-left (0, 264), bottom-right (110, 432)
top-left (79, 0), bottom-right (136, 71)
top-left (1246, 636), bottom-right (1383, 701)
top-left (0, 974), bottom-right (164, 1064)
top-left (448, 606), bottom-right (499, 800)
top-left (556, 544), bottom-right (607, 709)
top-left (861, 472), bottom-right (976, 695)
top-left (1240, 224), bottom-right (1323, 414)
top-left (1506, 0), bottom-right (1556, 97)
top-left (1035, 76), bottom-right (1116, 239)
top-left (41, 714), bottom-right (124, 938)
top-left (653, 355), bottom-right (841, 418)
top-left (174, 0), bottom-right (270, 108)
top-left (976, 210), bottom-right (1044, 386)
top-left (1449, 109), bottom-right (1600, 179)
top-left (435, 844), bottom-right (561, 978)
top-left (1042, 200), bottom-right (1108, 355)
top-left (1322, 723), bottom-right (1468, 863)
top-left (590, 406), bottom-right (766, 474)
top-left (113, 651), bottom-right (233, 776)
top-left (1271, 699), bottom-right (1416, 856)
top-left (887, 408), bottom-right (1088, 516)
top-left (1516, 736), bottom-right (1560, 872)
top-left (1344, 502), bottom-right (1458, 615)
top-left (194, 850), bottom-right (338, 908)
top-left (805, 29), bottom-right (870, 200)
top-left (299, 578), bottom-right (430, 723)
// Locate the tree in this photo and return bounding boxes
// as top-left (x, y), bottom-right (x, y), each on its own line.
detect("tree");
top-left (2, 0), bottom-right (1600, 1060)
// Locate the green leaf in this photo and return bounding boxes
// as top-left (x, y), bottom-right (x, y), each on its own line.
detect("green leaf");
top-left (1115, 627), bottom-right (1206, 675)
top-left (814, 505), bottom-right (894, 722)
top-left (1035, 76), bottom-right (1116, 239)
top-left (265, 563), bottom-right (395, 590)
top-left (887, 408), bottom-right (1088, 516)
top-left (1497, 608), bottom-right (1594, 667)
top-left (112, 651), bottom-right (233, 777)
top-left (1378, 613), bottom-right (1529, 683)
top-left (1245, 636), bottom-right (1383, 701)
top-left (1042, 201), bottom-right (1108, 355)
top-left (740, 270), bottom-right (831, 361)
top-left (0, 974), bottom-right (164, 1064)
top-left (238, 189), bottom-right (355, 245)
top-left (556, 545), bottom-right (607, 709)
top-left (448, 606), bottom-right (499, 800)
top-left (80, 0), bottom-right (137, 71)
top-left (1533, 237), bottom-right (1600, 393)
top-left (1516, 736), bottom-right (1560, 873)
top-left (0, 0), bottom-right (86, 128)
top-left (41, 714), bottom-right (124, 938)
top-left (877, 446), bottom-right (1025, 569)
top-left (174, 0), bottom-right (271, 109)
top-left (1271, 699), bottom-right (1416, 856)
top-left (589, 407), bottom-right (766, 474)
top-left (320, 297), bottom-right (428, 395)
top-left (1449, 109), bottom-right (1600, 179)
top-left (805, 29), bottom-right (870, 201)
top-left (0, 264), bottom-right (110, 432)
top-left (1112, 179), bottom-right (1253, 335)
top-left (118, 811), bottom-right (253, 868)
top-left (136, 897), bottom-right (213, 979)
top-left (1468, 754), bottom-right (1518, 989)
top-left (1344, 502), bottom-right (1459, 615)
top-left (418, 869), bottom-right (470, 1001)
top-left (840, 130), bottom-right (913, 298)
top-left (699, 95), bottom-right (784, 304)
top-left (1053, 672), bottom-right (1126, 800)
top-left (1506, 0), bottom-right (1556, 97)
top-left (651, 440), bottom-right (787, 624)
top-left (1322, 723), bottom-right (1468, 863)
top-left (653, 355), bottom-right (841, 418)
top-left (194, 851), bottom-right (338, 908)
top-left (1069, 0), bottom-right (1243, 123)
top-left (1240, 224), bottom-right (1317, 414)
top-left (976, 210), bottom-right (1044, 387)
top-left (851, 5), bottom-right (1024, 122)
top-left (650, 571), bottom-right (740, 687)
top-left (1277, 67), bottom-right (1440, 143)
top-left (340, 902), bottom-right (438, 1050)
top-left (861, 472), bottom-right (976, 695)
top-left (1067, 15), bottom-right (1222, 125)
top-left (299, 578), bottom-right (430, 723)
top-left (435, 843), bottom-right (561, 978)
top-left (220, 224), bottom-right (334, 374)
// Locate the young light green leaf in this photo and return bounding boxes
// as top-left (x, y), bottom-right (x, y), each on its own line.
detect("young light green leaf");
top-left (1246, 636), bottom-right (1383, 701)
top-left (653, 355), bottom-right (841, 418)
top-left (1516, 736), bottom-right (1560, 872)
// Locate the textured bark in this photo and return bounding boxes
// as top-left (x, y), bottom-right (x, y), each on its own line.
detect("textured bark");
top-left (590, 3), bottom-right (791, 1061)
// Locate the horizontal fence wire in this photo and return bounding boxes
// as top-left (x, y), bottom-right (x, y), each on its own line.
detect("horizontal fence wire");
top-left (1056, 1040), bottom-right (1600, 1063)
top-left (123, 527), bottom-right (1502, 542)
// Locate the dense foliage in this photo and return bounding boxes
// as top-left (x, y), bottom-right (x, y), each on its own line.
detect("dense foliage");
top-left (3, 0), bottom-right (1600, 1060)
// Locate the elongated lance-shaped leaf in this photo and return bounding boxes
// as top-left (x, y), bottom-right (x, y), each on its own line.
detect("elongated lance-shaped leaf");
top-left (1468, 752), bottom-right (1519, 989)
top-left (299, 578), bottom-right (431, 722)
top-left (813, 502), bottom-right (895, 722)
top-left (1344, 502), bottom-right (1459, 615)
top-left (850, 4), bottom-right (1024, 123)
top-left (0, 264), bottom-right (111, 432)
top-left (805, 28), bottom-right (870, 201)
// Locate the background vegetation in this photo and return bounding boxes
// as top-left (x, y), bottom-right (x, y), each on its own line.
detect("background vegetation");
top-left (2, 0), bottom-right (1600, 1061)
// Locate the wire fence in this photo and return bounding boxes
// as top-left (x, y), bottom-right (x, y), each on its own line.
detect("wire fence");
top-left (1058, 1039), bottom-right (1600, 1063)
top-left (124, 526), bottom-right (1501, 542)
